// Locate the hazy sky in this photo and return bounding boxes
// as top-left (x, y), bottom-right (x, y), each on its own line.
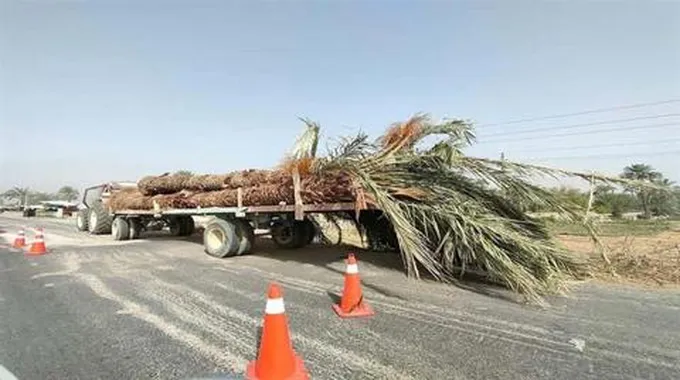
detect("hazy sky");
top-left (1, 1), bottom-right (679, 193)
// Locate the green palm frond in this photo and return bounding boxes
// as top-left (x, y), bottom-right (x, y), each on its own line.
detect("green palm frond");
top-left (306, 113), bottom-right (602, 303)
top-left (291, 117), bottom-right (320, 159)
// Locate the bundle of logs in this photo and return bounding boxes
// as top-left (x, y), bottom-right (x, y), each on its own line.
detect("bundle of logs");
top-left (108, 169), bottom-right (356, 211)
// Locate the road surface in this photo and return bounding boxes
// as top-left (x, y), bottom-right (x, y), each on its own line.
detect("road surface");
top-left (1, 213), bottom-right (679, 379)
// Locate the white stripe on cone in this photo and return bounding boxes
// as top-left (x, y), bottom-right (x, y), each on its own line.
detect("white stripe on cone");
top-left (265, 297), bottom-right (285, 314)
top-left (346, 263), bottom-right (359, 274)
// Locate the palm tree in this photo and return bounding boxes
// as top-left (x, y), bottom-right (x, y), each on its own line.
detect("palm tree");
top-left (649, 177), bottom-right (676, 216)
top-left (294, 114), bottom-right (622, 303)
top-left (621, 164), bottom-right (661, 218)
top-left (56, 186), bottom-right (79, 202)
top-left (2, 186), bottom-right (31, 206)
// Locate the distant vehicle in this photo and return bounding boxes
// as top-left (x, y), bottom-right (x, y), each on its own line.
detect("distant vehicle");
top-left (39, 200), bottom-right (79, 216)
top-left (22, 207), bottom-right (37, 217)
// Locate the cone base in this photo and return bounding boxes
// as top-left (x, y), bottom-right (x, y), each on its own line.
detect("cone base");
top-left (245, 354), bottom-right (309, 380)
top-left (26, 244), bottom-right (47, 255)
top-left (12, 241), bottom-right (26, 248)
top-left (332, 302), bottom-right (375, 319)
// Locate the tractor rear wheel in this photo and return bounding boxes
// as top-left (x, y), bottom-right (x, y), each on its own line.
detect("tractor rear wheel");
top-left (76, 209), bottom-right (89, 232)
top-left (88, 202), bottom-right (113, 235)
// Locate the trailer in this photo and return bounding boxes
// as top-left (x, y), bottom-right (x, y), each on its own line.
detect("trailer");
top-left (75, 180), bottom-right (369, 258)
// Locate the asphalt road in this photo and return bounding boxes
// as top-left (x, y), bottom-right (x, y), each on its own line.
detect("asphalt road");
top-left (1, 213), bottom-right (679, 380)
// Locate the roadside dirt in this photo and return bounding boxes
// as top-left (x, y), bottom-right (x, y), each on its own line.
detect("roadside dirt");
top-left (558, 231), bottom-right (680, 287)
top-left (319, 215), bottom-right (680, 288)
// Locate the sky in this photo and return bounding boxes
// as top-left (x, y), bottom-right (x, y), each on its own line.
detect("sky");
top-left (1, 0), bottom-right (679, 194)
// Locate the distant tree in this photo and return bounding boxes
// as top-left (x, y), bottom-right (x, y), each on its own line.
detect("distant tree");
top-left (621, 163), bottom-right (662, 219)
top-left (2, 186), bottom-right (30, 205)
top-left (29, 191), bottom-right (54, 204)
top-left (649, 178), bottom-right (676, 216)
top-left (594, 184), bottom-right (615, 196)
top-left (174, 170), bottom-right (193, 176)
top-left (56, 186), bottom-right (79, 201)
top-left (551, 187), bottom-right (589, 208)
top-left (592, 185), bottom-right (637, 218)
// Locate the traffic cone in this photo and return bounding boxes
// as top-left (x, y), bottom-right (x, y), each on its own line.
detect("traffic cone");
top-left (26, 228), bottom-right (47, 255)
top-left (246, 283), bottom-right (309, 380)
top-left (12, 227), bottom-right (26, 248)
top-left (332, 253), bottom-right (375, 318)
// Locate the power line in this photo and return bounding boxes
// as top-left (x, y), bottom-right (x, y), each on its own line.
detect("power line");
top-left (478, 113), bottom-right (679, 138)
top-left (478, 122), bottom-right (678, 144)
top-left (506, 137), bottom-right (680, 153)
top-left (478, 99), bottom-right (680, 128)
top-left (522, 149), bottom-right (680, 161)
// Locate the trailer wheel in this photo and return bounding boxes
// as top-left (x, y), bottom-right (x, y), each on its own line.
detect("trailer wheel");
top-left (300, 219), bottom-right (316, 246)
top-left (271, 220), bottom-right (307, 249)
top-left (112, 217), bottom-right (130, 241)
top-left (129, 218), bottom-right (143, 239)
top-left (76, 209), bottom-right (89, 232)
top-left (170, 216), bottom-right (194, 236)
top-left (88, 202), bottom-right (113, 235)
top-left (180, 216), bottom-right (195, 236)
top-left (203, 219), bottom-right (239, 258)
top-left (234, 219), bottom-right (255, 255)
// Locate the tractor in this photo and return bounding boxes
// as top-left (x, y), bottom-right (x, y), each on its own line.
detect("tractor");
top-left (75, 182), bottom-right (137, 235)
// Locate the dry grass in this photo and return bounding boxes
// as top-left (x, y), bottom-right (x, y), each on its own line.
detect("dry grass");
top-left (559, 229), bottom-right (680, 287)
top-left (316, 217), bottom-right (680, 289)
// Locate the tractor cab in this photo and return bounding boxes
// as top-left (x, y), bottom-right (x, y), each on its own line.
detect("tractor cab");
top-left (76, 181), bottom-right (137, 234)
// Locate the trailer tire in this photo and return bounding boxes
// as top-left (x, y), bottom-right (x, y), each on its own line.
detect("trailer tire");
top-left (203, 219), bottom-right (239, 258)
top-left (180, 216), bottom-right (195, 236)
top-left (88, 202), bottom-right (113, 235)
top-left (234, 219), bottom-right (255, 255)
top-left (170, 216), bottom-right (194, 236)
top-left (129, 218), bottom-right (143, 239)
top-left (169, 218), bottom-right (181, 236)
top-left (300, 219), bottom-right (316, 246)
top-left (76, 209), bottom-right (89, 232)
top-left (271, 220), bottom-right (307, 249)
top-left (112, 217), bottom-right (130, 241)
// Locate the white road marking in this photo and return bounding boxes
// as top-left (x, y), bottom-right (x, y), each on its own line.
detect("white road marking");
top-left (569, 338), bottom-right (586, 352)
top-left (0, 365), bottom-right (19, 380)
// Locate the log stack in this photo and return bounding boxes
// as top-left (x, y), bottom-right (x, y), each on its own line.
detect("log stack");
top-left (109, 170), bottom-right (355, 211)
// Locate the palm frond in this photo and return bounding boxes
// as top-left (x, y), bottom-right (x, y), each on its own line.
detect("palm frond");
top-left (291, 117), bottom-right (320, 159)
top-left (287, 115), bottom-right (666, 302)
top-left (307, 116), bottom-right (603, 303)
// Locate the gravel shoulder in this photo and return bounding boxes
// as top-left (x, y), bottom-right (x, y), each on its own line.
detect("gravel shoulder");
top-left (1, 214), bottom-right (679, 379)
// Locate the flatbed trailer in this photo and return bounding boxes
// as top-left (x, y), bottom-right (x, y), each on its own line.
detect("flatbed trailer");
top-left (75, 181), bottom-right (370, 258)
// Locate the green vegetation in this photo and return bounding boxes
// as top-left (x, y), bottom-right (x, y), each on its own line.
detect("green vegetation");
top-left (548, 219), bottom-right (678, 237)
top-left (1, 185), bottom-right (80, 205)
top-left (518, 164), bottom-right (678, 219)
top-left (296, 114), bottom-right (616, 303)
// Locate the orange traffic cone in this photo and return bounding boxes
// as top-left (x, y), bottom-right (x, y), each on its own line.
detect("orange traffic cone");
top-left (26, 228), bottom-right (47, 255)
top-left (246, 283), bottom-right (309, 380)
top-left (12, 227), bottom-right (26, 248)
top-left (332, 253), bottom-right (375, 319)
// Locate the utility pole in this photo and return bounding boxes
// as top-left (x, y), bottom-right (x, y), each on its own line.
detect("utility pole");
top-left (585, 171), bottom-right (595, 220)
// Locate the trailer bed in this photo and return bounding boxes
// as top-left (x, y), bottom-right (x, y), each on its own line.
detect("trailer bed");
top-left (112, 202), bottom-right (361, 217)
